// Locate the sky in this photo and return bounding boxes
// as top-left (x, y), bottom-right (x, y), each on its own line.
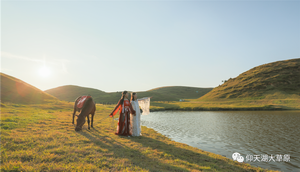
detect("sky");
top-left (1, 0), bottom-right (300, 92)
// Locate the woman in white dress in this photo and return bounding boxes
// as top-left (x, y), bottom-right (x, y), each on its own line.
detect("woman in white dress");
top-left (130, 92), bottom-right (151, 136)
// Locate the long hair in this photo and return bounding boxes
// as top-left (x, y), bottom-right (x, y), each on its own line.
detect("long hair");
top-left (131, 92), bottom-right (136, 102)
top-left (120, 91), bottom-right (128, 105)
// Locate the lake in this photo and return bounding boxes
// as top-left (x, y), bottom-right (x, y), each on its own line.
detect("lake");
top-left (141, 111), bottom-right (300, 172)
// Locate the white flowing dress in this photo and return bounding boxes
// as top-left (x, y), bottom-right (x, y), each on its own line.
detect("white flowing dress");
top-left (130, 97), bottom-right (151, 136)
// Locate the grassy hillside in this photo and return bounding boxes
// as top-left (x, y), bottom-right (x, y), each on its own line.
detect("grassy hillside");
top-left (45, 85), bottom-right (108, 102)
top-left (150, 95), bottom-right (300, 111)
top-left (148, 58), bottom-right (300, 111)
top-left (1, 102), bottom-right (273, 171)
top-left (45, 85), bottom-right (213, 104)
top-left (1, 73), bottom-right (57, 104)
top-left (201, 58), bottom-right (300, 99)
top-left (148, 86), bottom-right (213, 99)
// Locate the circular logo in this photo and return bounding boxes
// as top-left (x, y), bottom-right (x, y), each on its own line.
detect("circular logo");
top-left (232, 152), bottom-right (244, 162)
top-left (232, 152), bottom-right (240, 160)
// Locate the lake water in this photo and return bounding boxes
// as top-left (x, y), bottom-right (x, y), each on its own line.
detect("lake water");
top-left (141, 111), bottom-right (300, 172)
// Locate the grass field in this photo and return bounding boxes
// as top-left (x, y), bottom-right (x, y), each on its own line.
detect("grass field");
top-left (0, 101), bottom-right (277, 171)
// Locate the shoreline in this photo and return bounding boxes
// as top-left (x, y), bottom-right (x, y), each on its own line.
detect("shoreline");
top-left (138, 125), bottom-right (274, 172)
top-left (142, 114), bottom-right (292, 171)
top-left (149, 107), bottom-right (297, 112)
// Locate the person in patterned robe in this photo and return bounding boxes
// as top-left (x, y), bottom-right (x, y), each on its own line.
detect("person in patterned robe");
top-left (109, 91), bottom-right (136, 136)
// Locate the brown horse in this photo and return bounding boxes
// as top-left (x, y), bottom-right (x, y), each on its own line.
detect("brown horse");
top-left (72, 96), bottom-right (96, 131)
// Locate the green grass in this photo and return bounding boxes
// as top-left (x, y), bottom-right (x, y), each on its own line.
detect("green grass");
top-left (149, 91), bottom-right (300, 111)
top-left (1, 102), bottom-right (276, 171)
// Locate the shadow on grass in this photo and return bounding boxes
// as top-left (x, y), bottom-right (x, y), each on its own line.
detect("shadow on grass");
top-left (125, 135), bottom-right (254, 172)
top-left (78, 128), bottom-right (253, 171)
top-left (78, 129), bottom-right (191, 171)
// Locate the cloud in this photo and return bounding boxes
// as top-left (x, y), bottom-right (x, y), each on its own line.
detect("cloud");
top-left (1, 52), bottom-right (44, 63)
top-left (1, 51), bottom-right (70, 74)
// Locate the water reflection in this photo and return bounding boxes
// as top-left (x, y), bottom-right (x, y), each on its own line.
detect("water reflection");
top-left (141, 111), bottom-right (300, 172)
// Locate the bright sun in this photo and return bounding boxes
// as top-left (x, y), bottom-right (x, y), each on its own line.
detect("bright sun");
top-left (38, 66), bottom-right (51, 77)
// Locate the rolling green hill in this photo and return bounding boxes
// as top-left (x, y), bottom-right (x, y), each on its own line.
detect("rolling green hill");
top-left (200, 58), bottom-right (300, 99)
top-left (45, 85), bottom-right (213, 103)
top-left (1, 73), bottom-right (57, 104)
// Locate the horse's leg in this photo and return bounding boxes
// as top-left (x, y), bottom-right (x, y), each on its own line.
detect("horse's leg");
top-left (72, 107), bottom-right (76, 124)
top-left (87, 115), bottom-right (90, 130)
top-left (91, 112), bottom-right (94, 128)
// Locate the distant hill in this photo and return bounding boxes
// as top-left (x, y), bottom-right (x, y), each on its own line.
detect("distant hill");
top-left (1, 73), bottom-right (57, 104)
top-left (200, 58), bottom-right (300, 99)
top-left (45, 85), bottom-right (213, 103)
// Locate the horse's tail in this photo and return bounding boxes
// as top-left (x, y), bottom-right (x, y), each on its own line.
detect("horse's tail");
top-left (75, 96), bottom-right (82, 102)
top-left (74, 96), bottom-right (81, 107)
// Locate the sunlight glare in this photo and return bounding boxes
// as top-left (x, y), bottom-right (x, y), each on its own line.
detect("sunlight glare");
top-left (38, 66), bottom-right (51, 77)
